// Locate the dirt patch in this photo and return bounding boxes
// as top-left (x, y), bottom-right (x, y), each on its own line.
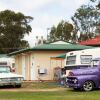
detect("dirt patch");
top-left (0, 82), bottom-right (66, 92)
top-left (0, 88), bottom-right (66, 92)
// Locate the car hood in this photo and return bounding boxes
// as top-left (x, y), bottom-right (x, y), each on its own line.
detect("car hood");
top-left (0, 73), bottom-right (23, 78)
top-left (71, 67), bottom-right (99, 76)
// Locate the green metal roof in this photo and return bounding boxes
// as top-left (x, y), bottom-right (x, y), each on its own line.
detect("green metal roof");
top-left (56, 54), bottom-right (66, 58)
top-left (32, 44), bottom-right (93, 50)
top-left (51, 54), bottom-right (66, 59)
top-left (9, 43), bottom-right (93, 56)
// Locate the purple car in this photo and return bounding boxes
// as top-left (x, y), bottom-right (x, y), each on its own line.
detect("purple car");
top-left (66, 58), bottom-right (100, 91)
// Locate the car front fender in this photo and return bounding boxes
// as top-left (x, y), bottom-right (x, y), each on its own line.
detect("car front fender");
top-left (76, 75), bottom-right (99, 88)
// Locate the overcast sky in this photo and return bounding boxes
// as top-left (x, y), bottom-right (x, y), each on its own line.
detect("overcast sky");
top-left (0, 0), bottom-right (89, 47)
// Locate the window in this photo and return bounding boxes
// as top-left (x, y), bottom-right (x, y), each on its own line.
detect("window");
top-left (66, 56), bottom-right (76, 65)
top-left (0, 62), bottom-right (7, 65)
top-left (80, 55), bottom-right (92, 64)
top-left (90, 60), bottom-right (100, 67)
top-left (0, 66), bottom-right (10, 73)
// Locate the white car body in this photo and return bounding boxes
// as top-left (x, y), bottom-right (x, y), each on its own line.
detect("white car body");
top-left (0, 73), bottom-right (23, 78)
top-left (0, 66), bottom-right (23, 87)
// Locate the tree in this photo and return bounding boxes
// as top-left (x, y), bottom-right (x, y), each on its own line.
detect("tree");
top-left (0, 10), bottom-right (33, 53)
top-left (89, 0), bottom-right (100, 37)
top-left (90, 0), bottom-right (96, 2)
top-left (97, 2), bottom-right (100, 8)
top-left (90, 0), bottom-right (100, 9)
top-left (47, 20), bottom-right (74, 42)
top-left (72, 4), bottom-right (100, 42)
top-left (35, 36), bottom-right (46, 46)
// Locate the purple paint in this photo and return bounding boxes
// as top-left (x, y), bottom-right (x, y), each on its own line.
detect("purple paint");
top-left (66, 58), bottom-right (100, 91)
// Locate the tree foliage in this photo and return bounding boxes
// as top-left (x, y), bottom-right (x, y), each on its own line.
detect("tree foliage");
top-left (97, 2), bottom-right (100, 8)
top-left (90, 0), bottom-right (100, 9)
top-left (72, 4), bottom-right (100, 42)
top-left (47, 20), bottom-right (74, 42)
top-left (35, 36), bottom-right (46, 46)
top-left (47, 0), bottom-right (100, 43)
top-left (0, 10), bottom-right (33, 53)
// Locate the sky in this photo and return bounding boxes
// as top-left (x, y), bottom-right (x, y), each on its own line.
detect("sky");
top-left (0, 0), bottom-right (89, 47)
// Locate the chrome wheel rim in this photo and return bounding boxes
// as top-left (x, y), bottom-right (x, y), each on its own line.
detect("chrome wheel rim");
top-left (83, 81), bottom-right (93, 91)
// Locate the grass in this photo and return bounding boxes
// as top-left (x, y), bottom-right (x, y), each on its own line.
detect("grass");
top-left (0, 89), bottom-right (100, 100)
top-left (0, 82), bottom-right (100, 100)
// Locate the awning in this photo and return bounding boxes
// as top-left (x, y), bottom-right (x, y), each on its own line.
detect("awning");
top-left (51, 54), bottom-right (66, 60)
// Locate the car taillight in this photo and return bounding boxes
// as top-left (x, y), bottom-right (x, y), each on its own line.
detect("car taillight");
top-left (68, 71), bottom-right (74, 76)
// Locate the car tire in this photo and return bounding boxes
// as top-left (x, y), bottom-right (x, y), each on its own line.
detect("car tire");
top-left (83, 81), bottom-right (94, 91)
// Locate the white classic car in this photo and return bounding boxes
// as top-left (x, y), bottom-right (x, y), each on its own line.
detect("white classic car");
top-left (0, 65), bottom-right (23, 87)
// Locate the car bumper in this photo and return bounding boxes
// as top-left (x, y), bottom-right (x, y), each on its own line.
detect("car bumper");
top-left (0, 81), bottom-right (22, 86)
top-left (67, 83), bottom-right (81, 88)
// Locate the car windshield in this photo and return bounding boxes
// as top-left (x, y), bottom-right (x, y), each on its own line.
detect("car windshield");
top-left (90, 60), bottom-right (100, 67)
top-left (0, 66), bottom-right (10, 73)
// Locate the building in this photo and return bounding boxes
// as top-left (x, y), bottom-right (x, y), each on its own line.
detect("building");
top-left (79, 36), bottom-right (100, 47)
top-left (9, 41), bottom-right (92, 81)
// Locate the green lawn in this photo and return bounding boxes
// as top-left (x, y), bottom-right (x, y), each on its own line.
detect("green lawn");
top-left (0, 82), bottom-right (100, 100)
top-left (0, 89), bottom-right (100, 100)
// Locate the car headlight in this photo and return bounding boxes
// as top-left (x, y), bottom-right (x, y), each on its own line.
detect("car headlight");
top-left (17, 77), bottom-right (24, 81)
top-left (17, 78), bottom-right (21, 81)
top-left (68, 71), bottom-right (74, 76)
top-left (20, 77), bottom-right (24, 81)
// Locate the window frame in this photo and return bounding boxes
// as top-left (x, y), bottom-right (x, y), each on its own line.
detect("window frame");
top-left (66, 55), bottom-right (76, 65)
top-left (80, 55), bottom-right (92, 64)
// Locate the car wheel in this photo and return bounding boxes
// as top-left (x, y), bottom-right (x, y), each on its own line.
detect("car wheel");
top-left (83, 81), bottom-right (94, 91)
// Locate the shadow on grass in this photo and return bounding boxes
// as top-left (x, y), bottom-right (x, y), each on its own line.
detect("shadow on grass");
top-left (0, 85), bottom-right (20, 89)
top-left (67, 87), bottom-right (100, 93)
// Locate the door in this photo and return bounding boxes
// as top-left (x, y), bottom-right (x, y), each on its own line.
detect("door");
top-left (30, 56), bottom-right (36, 80)
top-left (22, 55), bottom-right (26, 80)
